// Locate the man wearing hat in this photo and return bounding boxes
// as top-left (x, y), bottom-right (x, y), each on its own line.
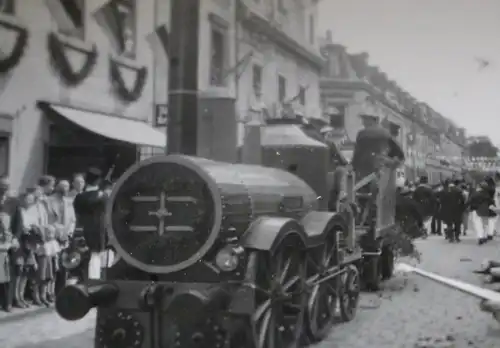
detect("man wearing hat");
top-left (73, 168), bottom-right (108, 279)
top-left (0, 177), bottom-right (21, 311)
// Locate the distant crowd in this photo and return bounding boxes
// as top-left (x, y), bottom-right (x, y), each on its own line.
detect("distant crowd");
top-left (0, 168), bottom-right (112, 312)
top-left (396, 173), bottom-right (500, 244)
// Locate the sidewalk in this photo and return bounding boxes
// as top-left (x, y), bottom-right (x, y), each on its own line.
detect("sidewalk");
top-left (0, 305), bottom-right (53, 324)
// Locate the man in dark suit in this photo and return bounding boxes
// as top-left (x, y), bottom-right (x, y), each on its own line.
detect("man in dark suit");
top-left (413, 175), bottom-right (437, 235)
top-left (73, 168), bottom-right (107, 280)
top-left (440, 180), bottom-right (466, 242)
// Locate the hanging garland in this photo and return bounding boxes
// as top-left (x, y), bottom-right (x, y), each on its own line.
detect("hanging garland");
top-left (47, 32), bottom-right (98, 87)
top-left (109, 56), bottom-right (148, 103)
top-left (0, 17), bottom-right (29, 74)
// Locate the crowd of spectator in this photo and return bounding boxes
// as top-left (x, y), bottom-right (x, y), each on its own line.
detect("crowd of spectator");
top-left (0, 172), bottom-right (87, 312)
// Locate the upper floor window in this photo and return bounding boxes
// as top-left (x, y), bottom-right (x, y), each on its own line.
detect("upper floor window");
top-left (210, 27), bottom-right (226, 86)
top-left (252, 64), bottom-right (262, 96)
top-left (0, 0), bottom-right (15, 15)
top-left (46, 0), bottom-right (85, 39)
top-left (95, 0), bottom-right (136, 57)
top-left (298, 86), bottom-right (306, 105)
top-left (0, 136), bottom-right (9, 178)
top-left (278, 75), bottom-right (287, 102)
top-left (389, 122), bottom-right (400, 137)
top-left (309, 14), bottom-right (315, 44)
top-left (330, 105), bottom-right (345, 129)
top-left (113, 0), bottom-right (136, 58)
top-left (360, 114), bottom-right (379, 128)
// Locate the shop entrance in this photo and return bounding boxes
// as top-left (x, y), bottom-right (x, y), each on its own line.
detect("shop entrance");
top-left (46, 116), bottom-right (138, 181)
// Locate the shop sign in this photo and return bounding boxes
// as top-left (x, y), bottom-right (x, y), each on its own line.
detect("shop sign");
top-left (155, 104), bottom-right (168, 127)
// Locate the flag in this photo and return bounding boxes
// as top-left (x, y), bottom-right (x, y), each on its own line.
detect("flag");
top-left (221, 50), bottom-right (254, 82)
top-left (284, 84), bottom-right (309, 105)
top-left (92, 1), bottom-right (120, 51)
top-left (45, 0), bottom-right (84, 36)
top-left (145, 24), bottom-right (170, 58)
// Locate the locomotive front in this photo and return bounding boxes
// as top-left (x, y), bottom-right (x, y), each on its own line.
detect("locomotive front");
top-left (56, 155), bottom-right (325, 348)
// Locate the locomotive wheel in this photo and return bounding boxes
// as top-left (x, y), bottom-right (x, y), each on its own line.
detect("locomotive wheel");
top-left (249, 242), bottom-right (307, 348)
top-left (339, 265), bottom-right (360, 322)
top-left (305, 232), bottom-right (340, 342)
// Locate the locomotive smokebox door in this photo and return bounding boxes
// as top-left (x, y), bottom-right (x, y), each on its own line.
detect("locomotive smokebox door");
top-left (261, 123), bottom-right (329, 210)
top-left (106, 156), bottom-right (222, 274)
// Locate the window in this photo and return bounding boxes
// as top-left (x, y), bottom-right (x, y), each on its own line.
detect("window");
top-left (95, 0), bottom-right (136, 57)
top-left (298, 86), bottom-right (306, 105)
top-left (210, 28), bottom-right (226, 86)
top-left (278, 75), bottom-right (286, 102)
top-left (330, 105), bottom-right (345, 129)
top-left (56, 0), bottom-right (85, 39)
top-left (309, 14), bottom-right (315, 44)
top-left (113, 0), bottom-right (136, 57)
top-left (360, 114), bottom-right (378, 128)
top-left (389, 123), bottom-right (400, 137)
top-left (0, 137), bottom-right (9, 177)
top-left (252, 64), bottom-right (262, 96)
top-left (0, 0), bottom-right (14, 15)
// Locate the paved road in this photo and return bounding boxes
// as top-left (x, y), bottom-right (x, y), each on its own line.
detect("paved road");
top-left (315, 236), bottom-right (500, 348)
top-left (3, 236), bottom-right (500, 348)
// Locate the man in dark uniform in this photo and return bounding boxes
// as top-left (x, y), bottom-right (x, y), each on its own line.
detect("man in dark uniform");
top-left (431, 181), bottom-right (444, 235)
top-left (440, 179), bottom-right (466, 242)
top-left (413, 175), bottom-right (437, 235)
top-left (73, 168), bottom-right (107, 280)
top-left (396, 185), bottom-right (425, 238)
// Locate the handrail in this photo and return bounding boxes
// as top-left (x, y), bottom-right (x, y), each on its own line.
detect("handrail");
top-left (338, 172), bottom-right (377, 202)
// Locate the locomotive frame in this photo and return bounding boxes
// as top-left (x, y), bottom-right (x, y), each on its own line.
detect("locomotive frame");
top-left (55, 122), bottom-right (404, 348)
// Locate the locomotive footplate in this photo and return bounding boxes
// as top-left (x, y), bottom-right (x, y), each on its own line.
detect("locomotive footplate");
top-left (57, 280), bottom-right (246, 348)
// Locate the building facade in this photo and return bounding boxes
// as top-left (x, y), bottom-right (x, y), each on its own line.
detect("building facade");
top-left (0, 0), bottom-right (323, 192)
top-left (319, 32), bottom-right (467, 183)
top-left (235, 0), bottom-right (323, 139)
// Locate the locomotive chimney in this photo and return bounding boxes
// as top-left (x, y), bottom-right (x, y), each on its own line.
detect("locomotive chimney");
top-left (167, 0), bottom-right (201, 155)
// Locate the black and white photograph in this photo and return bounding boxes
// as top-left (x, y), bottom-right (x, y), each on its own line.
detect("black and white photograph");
top-left (0, 0), bottom-right (499, 347)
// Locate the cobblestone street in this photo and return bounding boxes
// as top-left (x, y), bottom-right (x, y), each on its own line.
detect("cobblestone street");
top-left (2, 236), bottom-right (500, 348)
top-left (315, 236), bottom-right (500, 348)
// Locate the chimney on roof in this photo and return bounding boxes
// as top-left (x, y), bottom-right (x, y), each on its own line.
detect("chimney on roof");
top-left (326, 29), bottom-right (333, 43)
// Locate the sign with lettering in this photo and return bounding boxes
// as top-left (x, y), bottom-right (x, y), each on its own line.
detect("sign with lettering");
top-left (155, 104), bottom-right (168, 126)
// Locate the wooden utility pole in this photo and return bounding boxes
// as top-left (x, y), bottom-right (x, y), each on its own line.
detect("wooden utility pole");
top-left (167, 0), bottom-right (200, 155)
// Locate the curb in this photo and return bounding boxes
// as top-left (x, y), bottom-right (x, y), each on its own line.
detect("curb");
top-left (0, 306), bottom-right (53, 324)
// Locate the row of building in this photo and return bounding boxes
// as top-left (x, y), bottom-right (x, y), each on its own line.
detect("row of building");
top-left (319, 31), bottom-right (468, 183)
top-left (0, 0), bottom-right (474, 192)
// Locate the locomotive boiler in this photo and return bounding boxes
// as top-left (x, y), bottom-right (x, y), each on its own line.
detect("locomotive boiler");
top-left (56, 155), bottom-right (362, 348)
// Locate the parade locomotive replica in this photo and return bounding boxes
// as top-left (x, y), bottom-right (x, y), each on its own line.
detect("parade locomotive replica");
top-left (55, 122), bottom-right (405, 348)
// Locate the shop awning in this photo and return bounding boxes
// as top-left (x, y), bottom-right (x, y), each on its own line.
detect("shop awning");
top-left (46, 104), bottom-right (166, 148)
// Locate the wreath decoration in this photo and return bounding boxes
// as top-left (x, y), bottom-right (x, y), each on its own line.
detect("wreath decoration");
top-left (0, 15), bottom-right (29, 74)
top-left (47, 32), bottom-right (98, 87)
top-left (109, 56), bottom-right (148, 103)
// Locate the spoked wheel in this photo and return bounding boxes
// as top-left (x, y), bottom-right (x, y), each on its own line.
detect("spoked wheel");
top-left (249, 242), bottom-right (307, 348)
top-left (305, 231), bottom-right (341, 342)
top-left (339, 265), bottom-right (361, 322)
